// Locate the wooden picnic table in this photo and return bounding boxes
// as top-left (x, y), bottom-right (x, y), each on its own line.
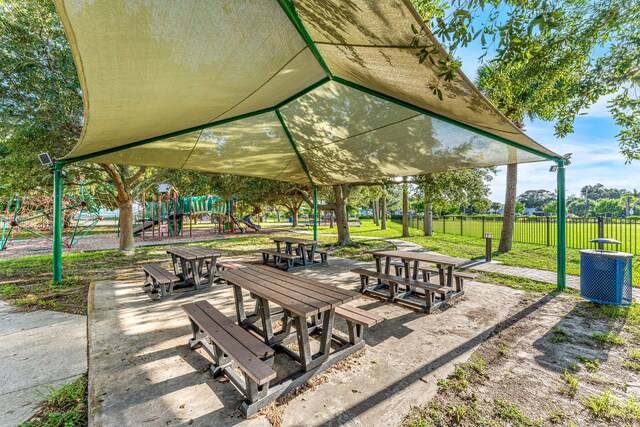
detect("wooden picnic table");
top-left (166, 245), bottom-right (222, 289)
top-left (364, 250), bottom-right (467, 287)
top-left (271, 237), bottom-right (319, 268)
top-left (217, 265), bottom-right (360, 372)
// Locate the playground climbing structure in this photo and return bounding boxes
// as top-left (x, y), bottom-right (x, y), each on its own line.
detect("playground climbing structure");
top-left (0, 183), bottom-right (102, 251)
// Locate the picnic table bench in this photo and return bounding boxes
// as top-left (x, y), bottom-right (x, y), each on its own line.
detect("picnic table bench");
top-left (141, 263), bottom-right (180, 300)
top-left (260, 237), bottom-right (328, 270)
top-left (182, 301), bottom-right (276, 409)
top-left (357, 250), bottom-right (469, 313)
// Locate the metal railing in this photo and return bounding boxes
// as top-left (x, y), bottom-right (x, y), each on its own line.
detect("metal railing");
top-left (391, 215), bottom-right (640, 254)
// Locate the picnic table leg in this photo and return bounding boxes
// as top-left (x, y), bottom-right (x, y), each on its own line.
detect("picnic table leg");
top-left (446, 266), bottom-right (454, 288)
top-left (170, 254), bottom-right (181, 278)
top-left (190, 260), bottom-right (203, 288)
top-left (180, 257), bottom-right (190, 283)
top-left (206, 256), bottom-right (217, 287)
top-left (275, 241), bottom-right (282, 252)
top-left (233, 284), bottom-right (247, 324)
top-left (258, 298), bottom-right (275, 345)
top-left (437, 264), bottom-right (446, 287)
top-left (299, 244), bottom-right (307, 266)
top-left (374, 256), bottom-right (382, 285)
top-left (294, 315), bottom-right (313, 371)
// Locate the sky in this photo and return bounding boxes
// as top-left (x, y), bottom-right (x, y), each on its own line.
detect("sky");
top-left (455, 35), bottom-right (638, 203)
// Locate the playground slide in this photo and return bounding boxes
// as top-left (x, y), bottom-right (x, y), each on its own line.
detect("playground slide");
top-left (133, 219), bottom-right (159, 235)
top-left (228, 215), bottom-right (246, 233)
top-left (241, 214), bottom-right (261, 231)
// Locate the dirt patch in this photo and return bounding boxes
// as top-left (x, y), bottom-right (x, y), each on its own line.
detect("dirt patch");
top-left (404, 292), bottom-right (640, 426)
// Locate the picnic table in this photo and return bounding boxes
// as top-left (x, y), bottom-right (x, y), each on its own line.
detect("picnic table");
top-left (356, 250), bottom-right (469, 312)
top-left (190, 265), bottom-right (378, 416)
top-left (218, 265), bottom-right (361, 369)
top-left (261, 237), bottom-right (327, 270)
top-left (166, 245), bottom-right (222, 289)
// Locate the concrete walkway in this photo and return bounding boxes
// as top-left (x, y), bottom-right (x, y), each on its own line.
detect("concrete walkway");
top-left (0, 302), bottom-right (87, 426)
top-left (88, 257), bottom-right (525, 426)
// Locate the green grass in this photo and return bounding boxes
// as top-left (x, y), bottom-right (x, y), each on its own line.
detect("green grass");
top-left (20, 375), bottom-right (87, 427)
top-left (494, 399), bottom-right (544, 427)
top-left (560, 370), bottom-right (580, 397)
top-left (350, 219), bottom-right (640, 286)
top-left (551, 326), bottom-right (570, 343)
top-left (577, 356), bottom-right (600, 373)
top-left (592, 331), bottom-right (627, 346)
top-left (623, 348), bottom-right (640, 371)
top-left (582, 389), bottom-right (640, 421)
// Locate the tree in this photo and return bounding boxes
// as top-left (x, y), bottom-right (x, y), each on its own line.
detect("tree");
top-left (580, 184), bottom-right (626, 201)
top-left (402, 177), bottom-right (410, 237)
top-left (542, 201), bottom-right (557, 215)
top-left (413, 0), bottom-right (639, 252)
top-left (515, 201), bottom-right (525, 215)
top-left (621, 193), bottom-right (636, 217)
top-left (567, 198), bottom-right (591, 217)
top-left (593, 198), bottom-right (624, 217)
top-left (0, 1), bottom-right (160, 251)
top-left (517, 190), bottom-right (557, 210)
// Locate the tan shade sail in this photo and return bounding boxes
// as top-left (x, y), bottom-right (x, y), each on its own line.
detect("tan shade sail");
top-left (55, 0), bottom-right (561, 185)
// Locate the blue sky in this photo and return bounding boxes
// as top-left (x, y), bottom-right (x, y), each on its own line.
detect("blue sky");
top-left (456, 39), bottom-right (638, 203)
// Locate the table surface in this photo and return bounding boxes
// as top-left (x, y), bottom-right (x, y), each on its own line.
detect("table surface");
top-left (271, 237), bottom-right (318, 245)
top-left (165, 245), bottom-right (222, 260)
top-left (218, 265), bottom-right (357, 317)
top-left (363, 250), bottom-right (468, 266)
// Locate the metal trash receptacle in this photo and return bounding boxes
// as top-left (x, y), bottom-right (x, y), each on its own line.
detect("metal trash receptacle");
top-left (580, 238), bottom-right (633, 306)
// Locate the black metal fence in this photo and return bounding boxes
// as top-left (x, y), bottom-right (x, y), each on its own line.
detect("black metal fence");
top-left (391, 215), bottom-right (640, 255)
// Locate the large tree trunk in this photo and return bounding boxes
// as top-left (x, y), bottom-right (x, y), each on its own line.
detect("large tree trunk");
top-left (333, 184), bottom-right (353, 245)
top-left (424, 188), bottom-right (433, 236)
top-left (117, 198), bottom-right (135, 251)
top-left (498, 164), bottom-right (518, 252)
top-left (381, 195), bottom-right (387, 230)
top-left (402, 178), bottom-right (409, 237)
top-left (372, 199), bottom-right (379, 226)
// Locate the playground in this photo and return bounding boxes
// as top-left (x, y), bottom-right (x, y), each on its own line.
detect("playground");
top-left (1, 1), bottom-right (638, 427)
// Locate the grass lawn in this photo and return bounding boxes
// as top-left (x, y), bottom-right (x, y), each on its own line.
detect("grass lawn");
top-left (301, 219), bottom-right (640, 285)
top-left (0, 232), bottom-right (392, 314)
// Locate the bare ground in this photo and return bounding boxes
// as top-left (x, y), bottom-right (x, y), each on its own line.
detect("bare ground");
top-left (404, 291), bottom-right (640, 426)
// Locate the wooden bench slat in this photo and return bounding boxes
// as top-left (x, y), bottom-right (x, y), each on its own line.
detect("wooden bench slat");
top-left (350, 268), bottom-right (448, 295)
top-left (194, 301), bottom-right (273, 358)
top-left (260, 249), bottom-right (299, 259)
top-left (182, 301), bottom-right (275, 385)
top-left (142, 263), bottom-right (180, 284)
top-left (335, 305), bottom-right (383, 328)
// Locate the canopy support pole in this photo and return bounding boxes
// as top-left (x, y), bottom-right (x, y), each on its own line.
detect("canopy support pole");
top-left (313, 186), bottom-right (318, 241)
top-left (556, 161), bottom-right (566, 290)
top-left (53, 164), bottom-right (64, 283)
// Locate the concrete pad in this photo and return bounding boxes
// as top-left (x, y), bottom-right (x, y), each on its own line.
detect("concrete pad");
top-left (0, 302), bottom-right (87, 426)
top-left (88, 260), bottom-right (525, 426)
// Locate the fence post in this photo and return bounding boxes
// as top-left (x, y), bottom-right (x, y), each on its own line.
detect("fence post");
top-left (443, 216), bottom-right (446, 234)
top-left (482, 216), bottom-right (485, 237)
top-left (597, 216), bottom-right (604, 250)
top-left (460, 215), bottom-right (463, 235)
top-left (546, 216), bottom-right (550, 246)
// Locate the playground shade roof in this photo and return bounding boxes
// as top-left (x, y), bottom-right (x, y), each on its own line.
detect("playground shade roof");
top-left (54, 0), bottom-right (561, 186)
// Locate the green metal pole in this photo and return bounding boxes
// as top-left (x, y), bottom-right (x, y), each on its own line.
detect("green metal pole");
top-left (313, 186), bottom-right (318, 241)
top-left (557, 161), bottom-right (566, 290)
top-left (53, 164), bottom-right (64, 283)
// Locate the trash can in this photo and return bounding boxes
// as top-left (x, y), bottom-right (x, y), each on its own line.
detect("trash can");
top-left (580, 238), bottom-right (633, 306)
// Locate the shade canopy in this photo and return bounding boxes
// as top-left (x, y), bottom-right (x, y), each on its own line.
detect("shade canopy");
top-left (55, 0), bottom-right (561, 185)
